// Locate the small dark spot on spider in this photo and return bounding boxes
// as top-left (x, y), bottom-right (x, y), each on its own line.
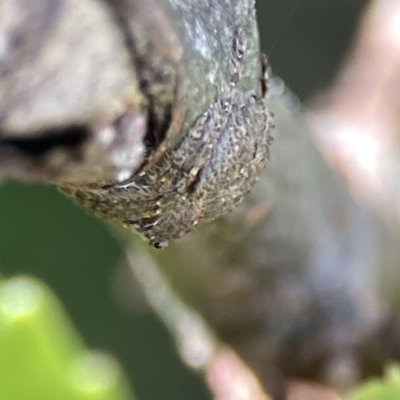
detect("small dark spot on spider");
top-left (152, 241), bottom-right (168, 249)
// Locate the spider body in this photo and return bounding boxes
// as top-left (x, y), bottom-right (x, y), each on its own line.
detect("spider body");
top-left (63, 27), bottom-right (272, 248)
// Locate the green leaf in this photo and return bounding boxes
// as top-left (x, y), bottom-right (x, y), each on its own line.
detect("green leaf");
top-left (346, 365), bottom-right (400, 400)
top-left (0, 276), bottom-right (134, 400)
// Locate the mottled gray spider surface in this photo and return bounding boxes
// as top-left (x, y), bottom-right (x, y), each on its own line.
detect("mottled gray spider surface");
top-left (63, 27), bottom-right (273, 248)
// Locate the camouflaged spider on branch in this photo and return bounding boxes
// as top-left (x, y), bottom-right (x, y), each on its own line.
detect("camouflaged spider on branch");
top-left (62, 28), bottom-right (273, 248)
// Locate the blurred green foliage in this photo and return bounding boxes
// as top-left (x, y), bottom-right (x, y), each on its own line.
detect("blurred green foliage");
top-left (346, 366), bottom-right (400, 400)
top-left (0, 276), bottom-right (133, 400)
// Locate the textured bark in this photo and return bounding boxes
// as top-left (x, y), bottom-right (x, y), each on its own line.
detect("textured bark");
top-left (0, 0), bottom-right (183, 184)
top-left (0, 0), bottom-right (145, 183)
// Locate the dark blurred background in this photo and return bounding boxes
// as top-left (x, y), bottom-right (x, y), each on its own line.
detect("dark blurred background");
top-left (258, 0), bottom-right (368, 100)
top-left (0, 1), bottom-right (369, 399)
